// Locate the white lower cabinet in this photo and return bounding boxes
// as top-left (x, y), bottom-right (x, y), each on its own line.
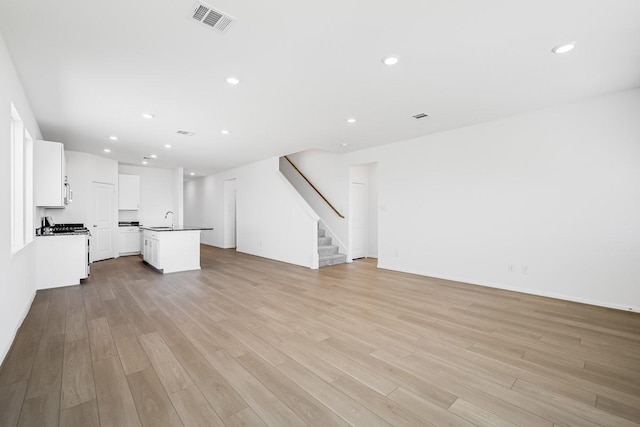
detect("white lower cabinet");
top-left (119, 227), bottom-right (141, 255)
top-left (143, 235), bottom-right (159, 268)
top-left (36, 235), bottom-right (88, 289)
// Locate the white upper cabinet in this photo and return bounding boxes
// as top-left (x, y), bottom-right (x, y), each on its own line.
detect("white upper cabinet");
top-left (118, 174), bottom-right (140, 210)
top-left (34, 140), bottom-right (69, 208)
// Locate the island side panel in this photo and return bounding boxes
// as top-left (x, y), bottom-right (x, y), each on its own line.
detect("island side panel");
top-left (156, 230), bottom-right (202, 274)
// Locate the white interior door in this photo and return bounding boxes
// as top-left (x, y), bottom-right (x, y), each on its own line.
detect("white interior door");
top-left (350, 181), bottom-right (367, 259)
top-left (91, 182), bottom-right (116, 262)
top-left (224, 179), bottom-right (237, 248)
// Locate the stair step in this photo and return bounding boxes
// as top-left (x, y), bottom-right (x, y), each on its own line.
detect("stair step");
top-left (318, 228), bottom-right (326, 238)
top-left (318, 236), bottom-right (332, 246)
top-left (319, 253), bottom-right (347, 267)
top-left (318, 245), bottom-right (339, 256)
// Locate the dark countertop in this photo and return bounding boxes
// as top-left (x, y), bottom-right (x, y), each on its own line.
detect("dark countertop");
top-left (37, 232), bottom-right (89, 237)
top-left (119, 221), bottom-right (140, 227)
top-left (140, 226), bottom-right (213, 232)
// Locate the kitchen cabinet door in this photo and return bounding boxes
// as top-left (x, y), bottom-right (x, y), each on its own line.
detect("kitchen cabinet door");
top-left (119, 227), bottom-right (141, 255)
top-left (34, 140), bottom-right (67, 207)
top-left (143, 237), bottom-right (159, 268)
top-left (118, 174), bottom-right (140, 210)
top-left (143, 238), bottom-right (150, 262)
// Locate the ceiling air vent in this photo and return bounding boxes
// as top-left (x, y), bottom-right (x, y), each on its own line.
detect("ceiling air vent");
top-left (191, 2), bottom-right (235, 33)
top-left (176, 130), bottom-right (196, 136)
top-left (412, 113), bottom-right (429, 119)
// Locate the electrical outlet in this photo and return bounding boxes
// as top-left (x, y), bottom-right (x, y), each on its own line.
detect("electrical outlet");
top-left (521, 265), bottom-right (528, 274)
top-left (507, 264), bottom-right (514, 272)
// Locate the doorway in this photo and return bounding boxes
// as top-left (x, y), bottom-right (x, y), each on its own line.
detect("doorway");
top-left (350, 182), bottom-right (367, 259)
top-left (349, 162), bottom-right (378, 260)
top-left (224, 178), bottom-right (237, 249)
top-left (90, 182), bottom-right (116, 262)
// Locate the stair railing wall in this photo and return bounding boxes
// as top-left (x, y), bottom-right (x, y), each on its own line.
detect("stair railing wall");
top-left (274, 170), bottom-right (320, 269)
top-left (282, 156), bottom-right (345, 218)
top-left (279, 157), bottom-right (350, 262)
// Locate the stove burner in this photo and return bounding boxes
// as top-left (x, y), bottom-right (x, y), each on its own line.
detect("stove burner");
top-left (50, 223), bottom-right (90, 234)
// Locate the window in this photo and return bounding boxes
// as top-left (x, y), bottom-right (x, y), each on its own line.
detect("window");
top-left (10, 103), bottom-right (34, 253)
top-left (24, 129), bottom-right (34, 244)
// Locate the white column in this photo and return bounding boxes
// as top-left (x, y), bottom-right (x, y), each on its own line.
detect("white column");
top-left (173, 167), bottom-right (184, 227)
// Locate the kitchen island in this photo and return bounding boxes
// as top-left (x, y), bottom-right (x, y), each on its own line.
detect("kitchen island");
top-left (140, 226), bottom-right (213, 274)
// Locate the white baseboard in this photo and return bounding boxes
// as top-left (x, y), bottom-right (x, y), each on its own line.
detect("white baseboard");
top-left (376, 263), bottom-right (639, 313)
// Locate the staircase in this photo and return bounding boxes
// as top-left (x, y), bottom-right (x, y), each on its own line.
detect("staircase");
top-left (318, 227), bottom-right (346, 267)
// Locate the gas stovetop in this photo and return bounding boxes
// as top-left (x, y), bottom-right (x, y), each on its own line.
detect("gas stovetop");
top-left (50, 223), bottom-right (90, 234)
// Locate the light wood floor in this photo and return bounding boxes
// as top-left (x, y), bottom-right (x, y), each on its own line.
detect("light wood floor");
top-left (1, 246), bottom-right (640, 426)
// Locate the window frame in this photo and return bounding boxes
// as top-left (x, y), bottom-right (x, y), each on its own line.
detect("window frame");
top-left (10, 102), bottom-right (34, 254)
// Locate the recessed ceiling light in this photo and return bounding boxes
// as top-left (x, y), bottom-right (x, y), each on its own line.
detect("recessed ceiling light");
top-left (551, 42), bottom-right (576, 54)
top-left (221, 130), bottom-right (230, 135)
top-left (347, 118), bottom-right (356, 124)
top-left (103, 148), bottom-right (111, 153)
top-left (150, 154), bottom-right (157, 159)
top-left (226, 77), bottom-right (240, 85)
top-left (164, 144), bottom-right (172, 149)
top-left (142, 160), bottom-right (148, 165)
top-left (109, 135), bottom-right (118, 141)
top-left (341, 143), bottom-right (348, 147)
top-left (190, 172), bottom-right (195, 176)
top-left (142, 113), bottom-right (155, 119)
top-left (382, 56), bottom-right (399, 66)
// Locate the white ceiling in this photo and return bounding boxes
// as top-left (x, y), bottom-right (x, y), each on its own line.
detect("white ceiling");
top-left (1, 0), bottom-right (639, 176)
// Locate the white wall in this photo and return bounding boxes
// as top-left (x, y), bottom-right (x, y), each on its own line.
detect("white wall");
top-left (223, 179), bottom-right (237, 248)
top-left (0, 31), bottom-right (42, 364)
top-left (184, 157), bottom-right (319, 268)
top-left (290, 89), bottom-right (640, 311)
top-left (235, 159), bottom-right (319, 267)
top-left (118, 165), bottom-right (178, 228)
top-left (184, 175), bottom-right (217, 245)
top-left (367, 163), bottom-right (378, 258)
top-left (44, 151), bottom-right (118, 227)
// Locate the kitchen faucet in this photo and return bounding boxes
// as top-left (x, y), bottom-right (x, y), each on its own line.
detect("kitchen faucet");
top-left (165, 211), bottom-right (174, 229)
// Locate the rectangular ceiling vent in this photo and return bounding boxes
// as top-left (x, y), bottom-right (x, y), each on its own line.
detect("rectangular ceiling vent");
top-left (191, 2), bottom-right (235, 34)
top-left (176, 130), bottom-right (196, 136)
top-left (412, 113), bottom-right (429, 119)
